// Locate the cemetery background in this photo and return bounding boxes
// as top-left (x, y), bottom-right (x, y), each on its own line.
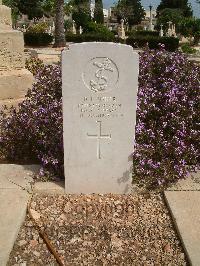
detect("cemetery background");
top-left (0, 0), bottom-right (199, 265)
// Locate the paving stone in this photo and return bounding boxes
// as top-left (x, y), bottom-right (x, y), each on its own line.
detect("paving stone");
top-left (0, 164), bottom-right (39, 265)
top-left (164, 191), bottom-right (200, 266)
top-left (0, 164), bottom-right (40, 190)
top-left (167, 171), bottom-right (200, 191)
top-left (34, 181), bottom-right (65, 194)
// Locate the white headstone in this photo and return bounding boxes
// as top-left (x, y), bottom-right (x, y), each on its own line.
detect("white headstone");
top-left (118, 19), bottom-right (126, 40)
top-left (72, 20), bottom-right (76, 34)
top-left (62, 43), bottom-right (139, 194)
top-left (160, 24), bottom-right (164, 37)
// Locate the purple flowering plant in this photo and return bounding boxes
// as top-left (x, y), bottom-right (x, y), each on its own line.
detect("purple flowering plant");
top-left (133, 45), bottom-right (199, 188)
top-left (0, 64), bottom-right (64, 178)
top-left (0, 47), bottom-right (199, 188)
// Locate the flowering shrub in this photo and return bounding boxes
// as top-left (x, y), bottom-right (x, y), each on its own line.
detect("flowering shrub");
top-left (133, 46), bottom-right (199, 189)
top-left (0, 49), bottom-right (199, 188)
top-left (0, 64), bottom-right (63, 178)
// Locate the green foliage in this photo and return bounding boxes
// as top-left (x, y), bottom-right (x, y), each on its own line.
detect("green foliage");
top-left (65, 31), bottom-right (115, 42)
top-left (16, 0), bottom-right (44, 20)
top-left (25, 57), bottom-right (45, 76)
top-left (71, 0), bottom-right (91, 28)
top-left (130, 30), bottom-right (159, 37)
top-left (178, 17), bottom-right (200, 45)
top-left (84, 21), bottom-right (111, 34)
top-left (156, 8), bottom-right (185, 32)
top-left (3, 0), bottom-right (55, 20)
top-left (126, 36), bottom-right (179, 52)
top-left (41, 0), bottom-right (55, 17)
top-left (157, 0), bottom-right (193, 17)
top-left (94, 0), bottom-right (104, 24)
top-left (115, 0), bottom-right (145, 26)
top-left (64, 20), bottom-right (73, 32)
top-left (27, 22), bottom-right (49, 34)
top-left (180, 44), bottom-right (197, 54)
top-left (24, 32), bottom-right (53, 46)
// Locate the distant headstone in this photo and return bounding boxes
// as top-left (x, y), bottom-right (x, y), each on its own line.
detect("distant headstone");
top-left (118, 19), bottom-right (126, 40)
top-left (62, 43), bottom-right (139, 194)
top-left (160, 24), bottom-right (164, 37)
top-left (72, 20), bottom-right (76, 35)
top-left (167, 21), bottom-right (172, 37)
top-left (79, 26), bottom-right (83, 35)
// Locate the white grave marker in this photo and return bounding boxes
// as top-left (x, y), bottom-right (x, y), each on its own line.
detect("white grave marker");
top-left (62, 42), bottom-right (139, 194)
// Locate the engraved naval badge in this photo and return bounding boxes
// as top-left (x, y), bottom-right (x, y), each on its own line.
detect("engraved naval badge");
top-left (82, 57), bottom-right (119, 93)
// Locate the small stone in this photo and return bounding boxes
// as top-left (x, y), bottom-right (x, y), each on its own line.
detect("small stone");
top-left (30, 239), bottom-right (38, 248)
top-left (38, 237), bottom-right (43, 244)
top-left (164, 243), bottom-right (171, 252)
top-left (30, 209), bottom-right (40, 220)
top-left (18, 240), bottom-right (27, 247)
top-left (33, 251), bottom-right (40, 257)
top-left (19, 262), bottom-right (27, 266)
top-left (64, 202), bottom-right (71, 213)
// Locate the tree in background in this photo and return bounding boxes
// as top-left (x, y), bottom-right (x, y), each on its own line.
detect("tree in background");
top-left (71, 0), bottom-right (91, 28)
top-left (54, 0), bottom-right (66, 47)
top-left (178, 17), bottom-right (200, 44)
top-left (157, 0), bottom-right (193, 17)
top-left (115, 0), bottom-right (145, 26)
top-left (42, 0), bottom-right (55, 17)
top-left (3, 0), bottom-right (56, 20)
top-left (156, 8), bottom-right (185, 32)
top-left (15, 0), bottom-right (44, 20)
top-left (94, 0), bottom-right (104, 24)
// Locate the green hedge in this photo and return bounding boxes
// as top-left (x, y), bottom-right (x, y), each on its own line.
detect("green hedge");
top-left (24, 32), bottom-right (53, 46)
top-left (65, 32), bottom-right (115, 43)
top-left (135, 30), bottom-right (159, 37)
top-left (126, 30), bottom-right (159, 37)
top-left (126, 36), bottom-right (179, 52)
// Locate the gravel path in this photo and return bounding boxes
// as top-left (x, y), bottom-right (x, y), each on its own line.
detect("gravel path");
top-left (8, 193), bottom-right (187, 265)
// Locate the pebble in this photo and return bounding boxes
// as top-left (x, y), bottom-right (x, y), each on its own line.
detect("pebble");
top-left (7, 193), bottom-right (187, 266)
top-left (33, 251), bottom-right (40, 257)
top-left (18, 240), bottom-right (27, 247)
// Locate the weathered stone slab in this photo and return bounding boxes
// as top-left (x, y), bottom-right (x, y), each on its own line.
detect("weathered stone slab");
top-left (0, 164), bottom-right (40, 265)
top-left (0, 190), bottom-right (29, 265)
top-left (167, 171), bottom-right (200, 191)
top-left (0, 69), bottom-right (33, 100)
top-left (0, 4), bottom-right (12, 30)
top-left (0, 164), bottom-right (40, 190)
top-left (165, 191), bottom-right (200, 266)
top-left (0, 2), bottom-right (33, 109)
top-left (0, 31), bottom-right (25, 71)
top-left (62, 42), bottom-right (139, 194)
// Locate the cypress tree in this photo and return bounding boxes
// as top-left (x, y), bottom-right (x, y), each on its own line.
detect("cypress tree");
top-left (72, 0), bottom-right (91, 27)
top-left (94, 0), bottom-right (104, 24)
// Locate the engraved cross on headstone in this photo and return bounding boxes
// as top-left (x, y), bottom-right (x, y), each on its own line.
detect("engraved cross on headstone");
top-left (87, 121), bottom-right (111, 159)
